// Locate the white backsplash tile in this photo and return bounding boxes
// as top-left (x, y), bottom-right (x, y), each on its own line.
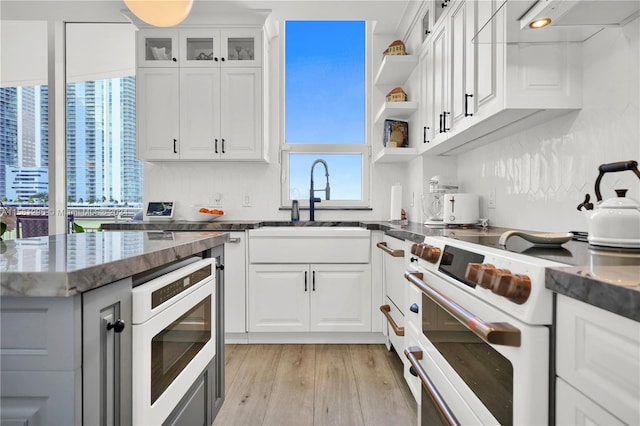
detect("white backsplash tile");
top-left (457, 19), bottom-right (640, 232)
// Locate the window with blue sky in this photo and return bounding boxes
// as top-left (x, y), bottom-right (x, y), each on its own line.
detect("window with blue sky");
top-left (284, 20), bottom-right (368, 206)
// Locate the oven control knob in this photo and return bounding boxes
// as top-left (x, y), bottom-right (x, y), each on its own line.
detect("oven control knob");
top-left (491, 273), bottom-right (532, 304)
top-left (465, 263), bottom-right (495, 284)
top-left (409, 303), bottom-right (419, 314)
top-left (478, 267), bottom-right (511, 289)
top-left (420, 245), bottom-right (441, 263)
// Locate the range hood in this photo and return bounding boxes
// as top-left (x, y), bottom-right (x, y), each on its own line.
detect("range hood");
top-left (479, 0), bottom-right (640, 43)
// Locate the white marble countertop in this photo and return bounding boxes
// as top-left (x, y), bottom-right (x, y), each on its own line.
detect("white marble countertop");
top-left (0, 231), bottom-right (228, 297)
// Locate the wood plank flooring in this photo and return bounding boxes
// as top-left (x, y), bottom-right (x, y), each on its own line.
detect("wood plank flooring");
top-left (214, 344), bottom-right (417, 426)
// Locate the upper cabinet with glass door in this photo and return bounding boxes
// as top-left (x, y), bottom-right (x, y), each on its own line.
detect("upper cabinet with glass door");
top-left (138, 28), bottom-right (262, 68)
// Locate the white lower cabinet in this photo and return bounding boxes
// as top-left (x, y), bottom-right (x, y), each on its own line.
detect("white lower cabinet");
top-left (249, 263), bottom-right (372, 333)
top-left (224, 232), bottom-right (247, 335)
top-left (555, 294), bottom-right (639, 425)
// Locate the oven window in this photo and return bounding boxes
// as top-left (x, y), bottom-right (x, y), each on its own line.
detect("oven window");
top-left (151, 295), bottom-right (211, 404)
top-left (422, 294), bottom-right (513, 425)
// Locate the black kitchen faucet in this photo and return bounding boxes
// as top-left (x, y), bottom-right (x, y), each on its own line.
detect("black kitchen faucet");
top-left (309, 159), bottom-right (330, 221)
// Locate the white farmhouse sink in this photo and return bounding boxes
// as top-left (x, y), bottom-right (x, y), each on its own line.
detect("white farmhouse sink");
top-left (248, 227), bottom-right (370, 263)
top-left (249, 226), bottom-right (368, 238)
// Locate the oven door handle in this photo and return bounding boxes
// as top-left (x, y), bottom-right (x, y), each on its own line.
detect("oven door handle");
top-left (379, 305), bottom-right (405, 336)
top-left (376, 241), bottom-right (404, 257)
top-left (404, 272), bottom-right (521, 347)
top-left (404, 346), bottom-right (460, 426)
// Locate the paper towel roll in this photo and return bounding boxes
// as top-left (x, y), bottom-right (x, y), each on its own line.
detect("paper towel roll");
top-left (390, 184), bottom-right (402, 221)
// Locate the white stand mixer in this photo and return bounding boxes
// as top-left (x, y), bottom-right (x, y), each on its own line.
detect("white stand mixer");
top-left (423, 175), bottom-right (458, 227)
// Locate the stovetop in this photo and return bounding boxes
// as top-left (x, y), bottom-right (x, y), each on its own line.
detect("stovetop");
top-left (446, 233), bottom-right (640, 268)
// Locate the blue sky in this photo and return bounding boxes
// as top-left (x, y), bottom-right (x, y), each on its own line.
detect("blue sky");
top-left (285, 21), bottom-right (365, 201)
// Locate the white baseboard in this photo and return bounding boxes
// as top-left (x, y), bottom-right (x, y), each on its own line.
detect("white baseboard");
top-left (224, 332), bottom-right (386, 344)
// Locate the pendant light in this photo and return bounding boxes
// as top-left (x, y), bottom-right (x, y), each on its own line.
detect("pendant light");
top-left (124, 0), bottom-right (194, 27)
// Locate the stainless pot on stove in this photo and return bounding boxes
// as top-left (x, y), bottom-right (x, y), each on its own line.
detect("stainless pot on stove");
top-left (577, 160), bottom-right (640, 249)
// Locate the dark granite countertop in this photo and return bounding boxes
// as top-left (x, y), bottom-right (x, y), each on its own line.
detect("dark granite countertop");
top-left (102, 220), bottom-right (640, 321)
top-left (0, 231), bottom-right (229, 297)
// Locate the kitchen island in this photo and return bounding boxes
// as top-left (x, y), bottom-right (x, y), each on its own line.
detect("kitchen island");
top-left (0, 231), bottom-right (229, 426)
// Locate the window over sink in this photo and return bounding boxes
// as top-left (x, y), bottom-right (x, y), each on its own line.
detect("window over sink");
top-left (281, 20), bottom-right (370, 208)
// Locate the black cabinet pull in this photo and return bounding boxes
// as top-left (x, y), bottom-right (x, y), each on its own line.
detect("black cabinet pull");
top-left (423, 126), bottom-right (430, 144)
top-left (409, 366), bottom-right (418, 377)
top-left (464, 93), bottom-right (473, 117)
top-left (216, 264), bottom-right (225, 271)
top-left (215, 139), bottom-right (219, 154)
top-left (221, 139), bottom-right (225, 154)
top-left (221, 57), bottom-right (226, 62)
top-left (312, 271), bottom-right (316, 291)
top-left (441, 0), bottom-right (449, 7)
top-left (214, 57), bottom-right (219, 62)
top-left (410, 303), bottom-right (419, 314)
top-left (172, 57), bottom-right (177, 62)
top-left (443, 111), bottom-right (450, 132)
top-left (107, 319), bottom-right (125, 333)
top-left (173, 138), bottom-right (177, 154)
top-left (410, 257), bottom-right (418, 263)
top-left (304, 271), bottom-right (308, 292)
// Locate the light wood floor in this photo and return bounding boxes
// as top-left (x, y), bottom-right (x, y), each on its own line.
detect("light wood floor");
top-left (213, 344), bottom-right (417, 426)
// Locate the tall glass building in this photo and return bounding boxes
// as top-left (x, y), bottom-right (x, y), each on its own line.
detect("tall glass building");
top-left (0, 77), bottom-right (142, 204)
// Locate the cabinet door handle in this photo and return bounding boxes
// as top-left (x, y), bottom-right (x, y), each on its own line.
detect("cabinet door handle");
top-left (443, 111), bottom-right (450, 132)
top-left (215, 139), bottom-right (219, 154)
top-left (173, 138), bottom-right (178, 154)
top-left (439, 114), bottom-right (444, 133)
top-left (304, 271), bottom-right (308, 292)
top-left (410, 303), bottom-right (419, 314)
top-left (214, 57), bottom-right (219, 62)
top-left (380, 305), bottom-right (405, 336)
top-left (441, 0), bottom-right (449, 8)
top-left (464, 94), bottom-right (474, 117)
top-left (423, 126), bottom-right (430, 144)
top-left (312, 271), bottom-right (316, 291)
top-left (410, 257), bottom-right (418, 263)
top-left (216, 264), bottom-right (225, 271)
top-left (106, 319), bottom-right (125, 333)
top-left (221, 138), bottom-right (225, 154)
top-left (172, 57), bottom-right (177, 62)
top-left (221, 57), bottom-right (226, 62)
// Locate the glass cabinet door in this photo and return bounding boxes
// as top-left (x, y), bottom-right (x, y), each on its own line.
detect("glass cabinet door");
top-left (222, 29), bottom-right (262, 67)
top-left (180, 30), bottom-right (220, 67)
top-left (138, 30), bottom-right (179, 67)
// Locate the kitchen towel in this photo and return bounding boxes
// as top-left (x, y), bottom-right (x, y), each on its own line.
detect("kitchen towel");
top-left (390, 184), bottom-right (402, 221)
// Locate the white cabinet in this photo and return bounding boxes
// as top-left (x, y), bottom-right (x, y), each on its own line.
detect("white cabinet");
top-left (137, 28), bottom-right (262, 68)
top-left (224, 232), bottom-right (247, 336)
top-left (418, 0), bottom-right (581, 156)
top-left (249, 263), bottom-right (372, 333)
top-left (136, 28), bottom-right (265, 161)
top-left (555, 294), bottom-right (639, 425)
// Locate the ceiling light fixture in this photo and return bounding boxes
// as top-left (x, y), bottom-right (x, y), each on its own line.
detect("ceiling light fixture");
top-left (528, 18), bottom-right (552, 29)
top-left (124, 0), bottom-right (194, 27)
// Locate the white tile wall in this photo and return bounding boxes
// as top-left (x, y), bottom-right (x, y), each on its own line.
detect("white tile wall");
top-left (457, 18), bottom-right (640, 232)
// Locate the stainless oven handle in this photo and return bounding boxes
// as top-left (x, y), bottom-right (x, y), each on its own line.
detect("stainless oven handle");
top-left (404, 272), bottom-right (521, 347)
top-left (379, 305), bottom-right (405, 336)
top-left (404, 346), bottom-right (460, 426)
top-left (376, 241), bottom-right (404, 257)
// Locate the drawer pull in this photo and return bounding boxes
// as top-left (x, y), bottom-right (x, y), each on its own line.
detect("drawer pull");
top-left (405, 346), bottom-right (460, 426)
top-left (379, 305), bottom-right (405, 336)
top-left (376, 242), bottom-right (404, 257)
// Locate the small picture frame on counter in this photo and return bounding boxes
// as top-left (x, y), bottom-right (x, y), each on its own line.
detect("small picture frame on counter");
top-left (383, 119), bottom-right (409, 148)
